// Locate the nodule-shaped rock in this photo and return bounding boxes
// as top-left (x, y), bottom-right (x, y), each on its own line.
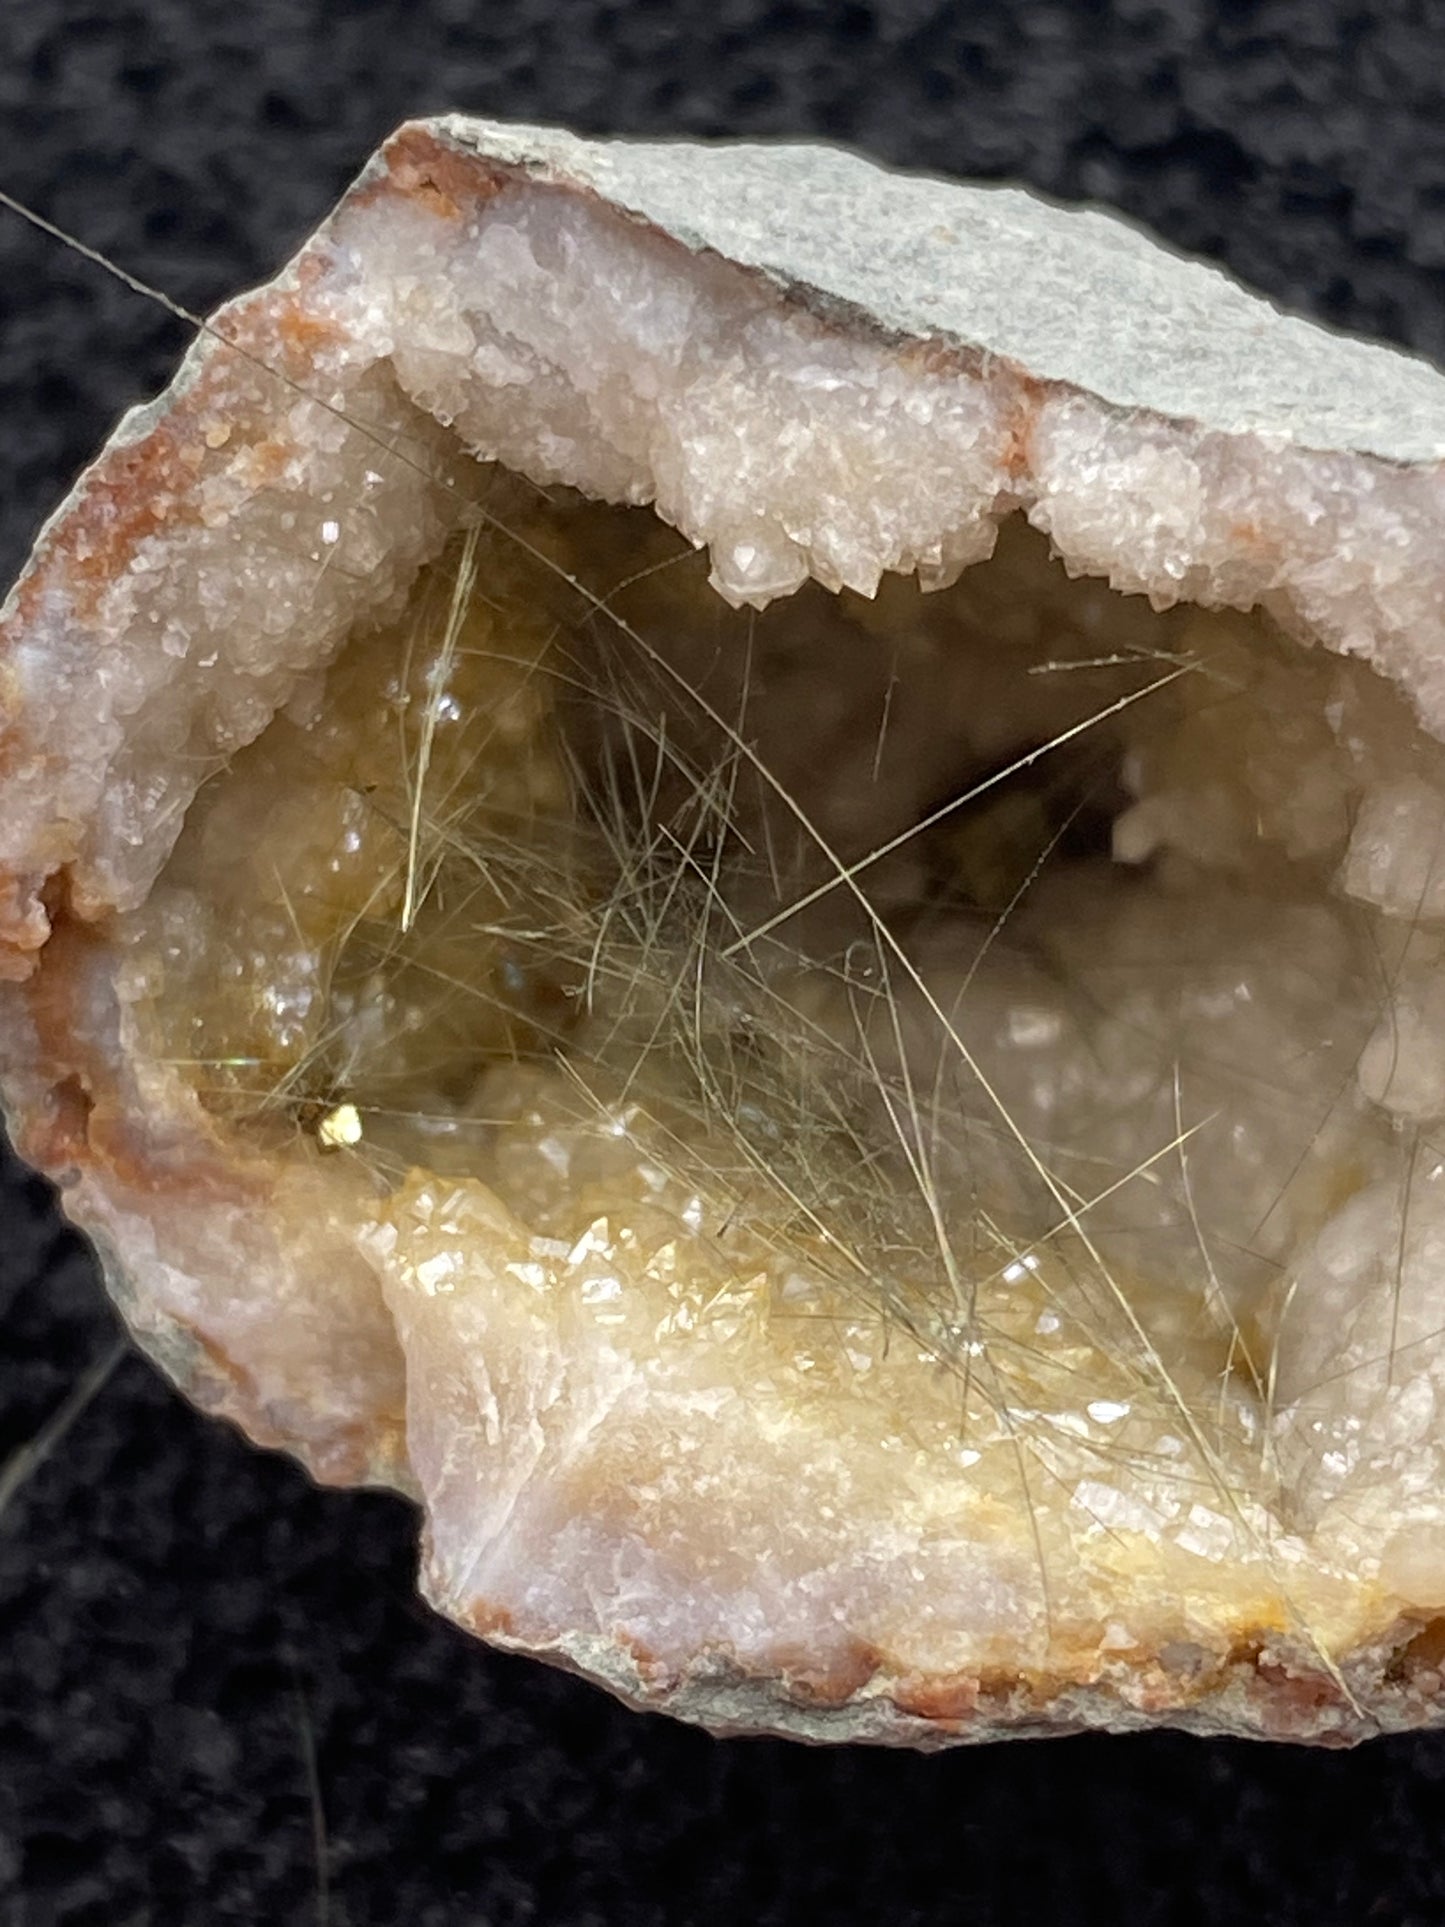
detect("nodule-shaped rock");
top-left (6, 118), bottom-right (1445, 1745)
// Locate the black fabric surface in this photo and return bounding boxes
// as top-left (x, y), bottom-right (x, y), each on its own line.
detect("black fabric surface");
top-left (4, 3), bottom-right (1445, 1921)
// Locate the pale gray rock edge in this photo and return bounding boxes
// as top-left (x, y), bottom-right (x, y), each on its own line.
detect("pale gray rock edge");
top-left (432, 115), bottom-right (1445, 465)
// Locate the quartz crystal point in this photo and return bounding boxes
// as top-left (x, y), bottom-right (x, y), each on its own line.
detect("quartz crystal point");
top-left (9, 118), bottom-right (1445, 1745)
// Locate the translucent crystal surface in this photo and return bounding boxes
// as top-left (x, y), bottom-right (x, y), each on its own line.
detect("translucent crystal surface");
top-left (6, 119), bottom-right (1445, 1743)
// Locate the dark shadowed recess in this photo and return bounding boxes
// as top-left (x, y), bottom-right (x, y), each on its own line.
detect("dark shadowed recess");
top-left (3, 3), bottom-right (1445, 1923)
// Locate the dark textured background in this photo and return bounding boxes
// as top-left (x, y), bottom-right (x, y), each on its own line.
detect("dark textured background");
top-left (4, 3), bottom-right (1445, 1921)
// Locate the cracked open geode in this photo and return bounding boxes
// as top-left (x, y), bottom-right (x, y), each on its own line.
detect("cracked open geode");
top-left (7, 120), bottom-right (1445, 1745)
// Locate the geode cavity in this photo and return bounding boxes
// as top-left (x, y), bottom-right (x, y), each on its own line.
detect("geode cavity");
top-left (6, 119), bottom-right (1445, 1745)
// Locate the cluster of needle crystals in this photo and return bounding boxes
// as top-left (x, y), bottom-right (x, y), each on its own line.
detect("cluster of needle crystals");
top-left (123, 495), bottom-right (1445, 1689)
top-left (8, 121), bottom-right (1445, 1743)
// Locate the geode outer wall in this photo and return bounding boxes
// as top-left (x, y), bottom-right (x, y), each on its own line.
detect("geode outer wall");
top-left (4, 117), bottom-right (1445, 1747)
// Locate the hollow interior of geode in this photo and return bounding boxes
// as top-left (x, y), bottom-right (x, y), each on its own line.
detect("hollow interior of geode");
top-left (123, 474), bottom-right (1445, 1529)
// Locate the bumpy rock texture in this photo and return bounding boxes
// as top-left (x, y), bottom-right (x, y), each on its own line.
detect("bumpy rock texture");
top-left (6, 117), bottom-right (1445, 1746)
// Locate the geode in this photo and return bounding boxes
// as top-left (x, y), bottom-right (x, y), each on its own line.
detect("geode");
top-left (6, 117), bottom-right (1445, 1745)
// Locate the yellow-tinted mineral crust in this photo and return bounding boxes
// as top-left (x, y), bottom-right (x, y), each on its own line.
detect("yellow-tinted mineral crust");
top-left (107, 492), bottom-right (1445, 1730)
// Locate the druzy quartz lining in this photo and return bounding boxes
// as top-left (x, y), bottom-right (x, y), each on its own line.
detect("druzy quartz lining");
top-left (6, 119), bottom-right (1445, 1744)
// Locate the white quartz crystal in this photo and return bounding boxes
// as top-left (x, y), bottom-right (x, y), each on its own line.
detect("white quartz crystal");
top-left (5, 118), bottom-right (1445, 1745)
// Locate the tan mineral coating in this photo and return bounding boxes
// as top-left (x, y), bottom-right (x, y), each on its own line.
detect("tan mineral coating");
top-left (3, 118), bottom-right (1445, 1745)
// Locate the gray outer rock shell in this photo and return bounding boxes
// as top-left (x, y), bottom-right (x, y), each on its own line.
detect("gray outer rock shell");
top-left (434, 115), bottom-right (1445, 464)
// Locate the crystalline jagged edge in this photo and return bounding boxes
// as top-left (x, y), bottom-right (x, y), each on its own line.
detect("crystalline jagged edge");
top-left (5, 117), bottom-right (1445, 975)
